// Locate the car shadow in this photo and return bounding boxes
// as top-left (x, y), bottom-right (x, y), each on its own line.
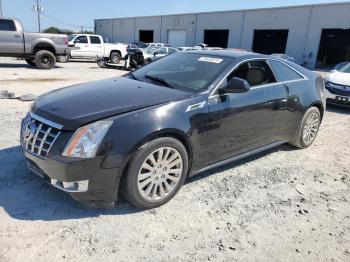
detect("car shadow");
top-left (186, 144), bottom-right (294, 184)
top-left (1, 144), bottom-right (294, 221)
top-left (0, 63), bottom-right (62, 69)
top-left (326, 104), bottom-right (350, 114)
top-left (0, 146), bottom-right (141, 221)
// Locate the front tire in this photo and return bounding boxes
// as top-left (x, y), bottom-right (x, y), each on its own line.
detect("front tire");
top-left (290, 107), bottom-right (321, 148)
top-left (122, 137), bottom-right (189, 209)
top-left (34, 50), bottom-right (56, 69)
top-left (109, 51), bottom-right (122, 64)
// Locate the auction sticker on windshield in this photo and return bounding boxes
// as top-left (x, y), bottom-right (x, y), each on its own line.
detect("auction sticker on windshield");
top-left (198, 57), bottom-right (223, 64)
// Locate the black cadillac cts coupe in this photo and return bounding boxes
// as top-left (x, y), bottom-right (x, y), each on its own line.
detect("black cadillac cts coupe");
top-left (21, 50), bottom-right (326, 209)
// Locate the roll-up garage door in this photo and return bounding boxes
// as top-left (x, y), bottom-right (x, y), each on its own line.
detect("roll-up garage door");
top-left (168, 30), bottom-right (186, 47)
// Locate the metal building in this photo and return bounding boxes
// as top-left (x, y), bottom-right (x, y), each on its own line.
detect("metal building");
top-left (95, 2), bottom-right (350, 68)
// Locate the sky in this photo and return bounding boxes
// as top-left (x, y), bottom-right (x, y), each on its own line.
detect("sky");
top-left (1, 0), bottom-right (349, 32)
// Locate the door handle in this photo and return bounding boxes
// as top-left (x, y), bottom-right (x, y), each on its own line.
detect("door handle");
top-left (14, 35), bottom-right (21, 38)
top-left (84, 45), bottom-right (89, 47)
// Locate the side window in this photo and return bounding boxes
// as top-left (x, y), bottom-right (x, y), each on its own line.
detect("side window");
top-left (168, 48), bottom-right (178, 54)
top-left (0, 19), bottom-right (17, 31)
top-left (89, 36), bottom-right (101, 44)
top-left (156, 47), bottom-right (167, 55)
top-left (269, 60), bottom-right (304, 82)
top-left (75, 35), bottom-right (88, 44)
top-left (227, 60), bottom-right (276, 87)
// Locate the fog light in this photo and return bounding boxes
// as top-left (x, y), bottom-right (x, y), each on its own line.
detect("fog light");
top-left (51, 179), bottom-right (89, 192)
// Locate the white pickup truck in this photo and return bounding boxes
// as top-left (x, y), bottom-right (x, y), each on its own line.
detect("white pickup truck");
top-left (68, 34), bottom-right (127, 64)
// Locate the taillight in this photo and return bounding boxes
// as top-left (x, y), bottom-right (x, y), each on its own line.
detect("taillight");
top-left (64, 37), bottom-right (69, 45)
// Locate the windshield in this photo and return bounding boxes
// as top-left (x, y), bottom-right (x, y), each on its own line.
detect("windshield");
top-left (68, 34), bottom-right (77, 41)
top-left (336, 62), bottom-right (350, 73)
top-left (131, 52), bottom-right (233, 92)
top-left (145, 46), bottom-right (161, 54)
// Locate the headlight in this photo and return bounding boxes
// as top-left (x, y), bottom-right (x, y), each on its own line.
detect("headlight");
top-left (62, 121), bottom-right (112, 158)
top-left (324, 81), bottom-right (332, 89)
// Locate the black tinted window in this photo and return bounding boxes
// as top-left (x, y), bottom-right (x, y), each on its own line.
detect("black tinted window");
top-left (0, 19), bottom-right (17, 31)
top-left (75, 36), bottom-right (88, 44)
top-left (269, 60), bottom-right (303, 82)
top-left (90, 36), bottom-right (101, 44)
top-left (228, 60), bottom-right (276, 87)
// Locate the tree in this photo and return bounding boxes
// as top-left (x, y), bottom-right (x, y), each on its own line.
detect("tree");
top-left (43, 26), bottom-right (61, 34)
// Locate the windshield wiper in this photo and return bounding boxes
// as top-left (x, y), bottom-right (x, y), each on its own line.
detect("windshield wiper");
top-left (129, 72), bottom-right (138, 81)
top-left (145, 74), bottom-right (174, 88)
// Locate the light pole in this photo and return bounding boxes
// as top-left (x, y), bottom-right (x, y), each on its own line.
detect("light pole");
top-left (33, 0), bottom-right (43, 32)
top-left (0, 0), bottom-right (3, 17)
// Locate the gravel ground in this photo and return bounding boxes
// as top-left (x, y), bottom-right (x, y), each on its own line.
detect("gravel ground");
top-left (0, 57), bottom-right (349, 262)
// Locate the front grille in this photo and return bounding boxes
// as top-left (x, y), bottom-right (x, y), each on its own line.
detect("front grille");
top-left (21, 115), bottom-right (60, 158)
top-left (326, 83), bottom-right (350, 96)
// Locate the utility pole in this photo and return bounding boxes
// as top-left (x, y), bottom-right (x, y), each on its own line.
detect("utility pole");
top-left (33, 0), bottom-right (43, 32)
top-left (0, 0), bottom-right (3, 17)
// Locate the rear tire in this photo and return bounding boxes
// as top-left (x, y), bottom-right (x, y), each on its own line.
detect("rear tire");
top-left (121, 137), bottom-right (189, 209)
top-left (25, 58), bottom-right (36, 66)
top-left (289, 107), bottom-right (321, 148)
top-left (34, 50), bottom-right (56, 69)
top-left (109, 51), bottom-right (122, 64)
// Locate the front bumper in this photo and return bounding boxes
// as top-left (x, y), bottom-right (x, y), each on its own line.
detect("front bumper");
top-left (24, 150), bottom-right (122, 206)
top-left (325, 89), bottom-right (350, 107)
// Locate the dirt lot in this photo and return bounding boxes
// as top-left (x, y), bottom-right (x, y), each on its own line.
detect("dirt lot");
top-left (0, 57), bottom-right (349, 262)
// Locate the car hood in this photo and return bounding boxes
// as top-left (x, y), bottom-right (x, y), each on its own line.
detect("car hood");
top-left (32, 77), bottom-right (192, 130)
top-left (325, 72), bottom-right (350, 86)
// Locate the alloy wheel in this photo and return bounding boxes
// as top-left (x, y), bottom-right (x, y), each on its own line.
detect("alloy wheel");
top-left (302, 112), bottom-right (320, 145)
top-left (137, 147), bottom-right (183, 202)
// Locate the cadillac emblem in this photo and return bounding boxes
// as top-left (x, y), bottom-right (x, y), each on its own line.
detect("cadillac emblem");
top-left (24, 120), bottom-right (36, 142)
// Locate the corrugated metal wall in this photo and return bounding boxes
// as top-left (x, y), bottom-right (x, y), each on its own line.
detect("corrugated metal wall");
top-left (95, 19), bottom-right (113, 42)
top-left (196, 11), bottom-right (244, 48)
top-left (161, 14), bottom-right (196, 46)
top-left (304, 3), bottom-right (350, 68)
top-left (135, 17), bottom-right (162, 42)
top-left (241, 7), bottom-right (311, 65)
top-left (95, 3), bottom-right (350, 68)
top-left (112, 18), bottom-right (135, 43)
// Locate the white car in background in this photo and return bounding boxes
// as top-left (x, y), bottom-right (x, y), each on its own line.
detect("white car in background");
top-left (68, 34), bottom-right (128, 64)
top-left (178, 46), bottom-right (202, 51)
top-left (142, 46), bottom-right (179, 61)
top-left (148, 43), bottom-right (171, 47)
top-left (324, 61), bottom-right (350, 107)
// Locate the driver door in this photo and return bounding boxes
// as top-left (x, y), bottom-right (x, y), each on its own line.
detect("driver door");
top-left (204, 60), bottom-right (288, 164)
top-left (70, 35), bottom-right (90, 58)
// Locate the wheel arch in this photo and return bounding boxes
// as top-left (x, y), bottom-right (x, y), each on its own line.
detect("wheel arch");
top-left (309, 101), bottom-right (325, 120)
top-left (33, 42), bottom-right (56, 55)
top-left (118, 128), bottom-right (194, 189)
top-left (110, 50), bottom-right (122, 56)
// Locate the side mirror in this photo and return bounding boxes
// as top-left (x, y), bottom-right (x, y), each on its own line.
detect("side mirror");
top-left (331, 70), bottom-right (337, 73)
top-left (153, 52), bottom-right (158, 57)
top-left (74, 39), bottom-right (80, 44)
top-left (220, 77), bottom-right (250, 94)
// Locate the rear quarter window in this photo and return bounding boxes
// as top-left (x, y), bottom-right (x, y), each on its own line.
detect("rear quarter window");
top-left (269, 60), bottom-right (304, 82)
top-left (90, 36), bottom-right (101, 44)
